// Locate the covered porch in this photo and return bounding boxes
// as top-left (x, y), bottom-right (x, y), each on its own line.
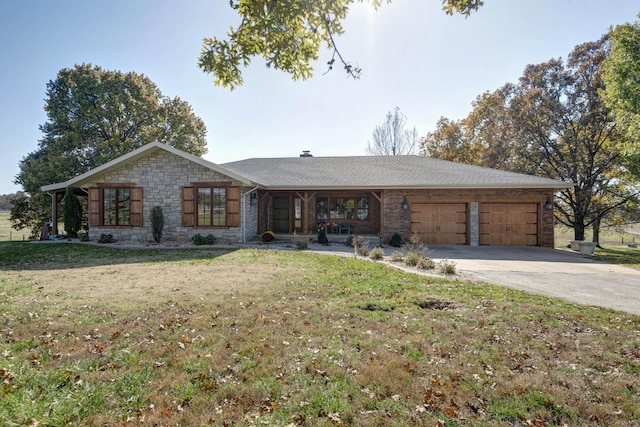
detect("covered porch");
top-left (256, 190), bottom-right (385, 237)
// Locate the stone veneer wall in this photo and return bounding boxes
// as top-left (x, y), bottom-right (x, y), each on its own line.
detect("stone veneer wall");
top-left (383, 188), bottom-right (556, 248)
top-left (87, 150), bottom-right (257, 244)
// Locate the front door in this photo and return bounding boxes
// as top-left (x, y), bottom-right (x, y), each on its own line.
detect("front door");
top-left (273, 196), bottom-right (290, 233)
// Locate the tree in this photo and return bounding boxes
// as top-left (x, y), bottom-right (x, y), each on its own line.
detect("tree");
top-left (12, 64), bottom-right (208, 237)
top-left (366, 107), bottom-right (418, 156)
top-left (62, 186), bottom-right (82, 238)
top-left (603, 15), bottom-right (640, 147)
top-left (422, 35), bottom-right (639, 242)
top-left (198, 0), bottom-right (484, 88)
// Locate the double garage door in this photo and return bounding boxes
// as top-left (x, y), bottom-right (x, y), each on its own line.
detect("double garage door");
top-left (411, 203), bottom-right (538, 246)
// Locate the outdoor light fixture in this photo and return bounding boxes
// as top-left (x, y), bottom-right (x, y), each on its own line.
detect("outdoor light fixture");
top-left (545, 196), bottom-right (553, 210)
top-left (250, 192), bottom-right (258, 205)
top-left (402, 196), bottom-right (409, 210)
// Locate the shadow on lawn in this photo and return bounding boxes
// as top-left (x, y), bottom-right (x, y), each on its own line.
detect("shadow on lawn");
top-left (0, 241), bottom-right (237, 271)
top-left (592, 245), bottom-right (640, 267)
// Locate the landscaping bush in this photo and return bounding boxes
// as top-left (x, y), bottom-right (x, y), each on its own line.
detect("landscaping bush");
top-left (417, 257), bottom-right (436, 270)
top-left (62, 186), bottom-right (82, 238)
top-left (437, 259), bottom-right (457, 274)
top-left (192, 233), bottom-right (216, 245)
top-left (344, 235), bottom-right (354, 247)
top-left (98, 233), bottom-right (115, 243)
top-left (369, 247), bottom-right (385, 260)
top-left (390, 251), bottom-right (404, 262)
top-left (292, 232), bottom-right (308, 250)
top-left (352, 235), bottom-right (369, 257)
top-left (405, 251), bottom-right (423, 266)
top-left (150, 206), bottom-right (164, 243)
top-left (389, 233), bottom-right (403, 247)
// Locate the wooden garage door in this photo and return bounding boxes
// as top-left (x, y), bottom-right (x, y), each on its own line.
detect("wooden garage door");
top-left (480, 203), bottom-right (538, 246)
top-left (411, 203), bottom-right (467, 245)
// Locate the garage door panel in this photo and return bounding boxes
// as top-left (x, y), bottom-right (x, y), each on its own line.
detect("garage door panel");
top-left (412, 203), bottom-right (467, 245)
top-left (480, 203), bottom-right (538, 246)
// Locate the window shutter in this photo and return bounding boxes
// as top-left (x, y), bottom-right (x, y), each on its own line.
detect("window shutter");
top-left (130, 187), bottom-right (143, 227)
top-left (182, 186), bottom-right (195, 227)
top-left (88, 187), bottom-right (101, 227)
top-left (227, 187), bottom-right (240, 227)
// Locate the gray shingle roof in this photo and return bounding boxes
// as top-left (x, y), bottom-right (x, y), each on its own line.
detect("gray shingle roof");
top-left (221, 155), bottom-right (569, 189)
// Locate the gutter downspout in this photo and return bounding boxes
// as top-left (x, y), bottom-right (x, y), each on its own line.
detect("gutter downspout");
top-left (241, 185), bottom-right (259, 244)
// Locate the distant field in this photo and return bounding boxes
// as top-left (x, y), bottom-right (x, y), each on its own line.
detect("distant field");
top-left (0, 210), bottom-right (23, 242)
top-left (555, 223), bottom-right (640, 248)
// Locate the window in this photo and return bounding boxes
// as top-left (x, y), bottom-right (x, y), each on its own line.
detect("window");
top-left (316, 197), bottom-right (328, 220)
top-left (88, 186), bottom-right (142, 227)
top-left (330, 198), bottom-right (355, 219)
top-left (357, 197), bottom-right (369, 220)
top-left (197, 187), bottom-right (227, 226)
top-left (315, 197), bottom-right (369, 221)
top-left (294, 198), bottom-right (302, 228)
top-left (103, 188), bottom-right (131, 226)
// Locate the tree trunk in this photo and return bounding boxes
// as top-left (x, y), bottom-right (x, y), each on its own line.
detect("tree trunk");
top-left (592, 217), bottom-right (601, 247)
top-left (574, 219), bottom-right (586, 241)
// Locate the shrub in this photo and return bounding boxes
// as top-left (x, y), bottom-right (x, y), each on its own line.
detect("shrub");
top-left (405, 252), bottom-right (423, 266)
top-left (98, 233), bottom-right (115, 243)
top-left (389, 233), bottom-right (403, 247)
top-left (150, 206), bottom-right (164, 243)
top-left (62, 186), bottom-right (82, 238)
top-left (417, 257), bottom-right (435, 270)
top-left (192, 234), bottom-right (216, 245)
top-left (352, 236), bottom-right (369, 257)
top-left (79, 232), bottom-right (90, 242)
top-left (292, 232), bottom-right (308, 250)
top-left (390, 251), bottom-right (404, 262)
top-left (369, 247), bottom-right (385, 260)
top-left (404, 232), bottom-right (428, 257)
top-left (344, 235), bottom-right (354, 247)
top-left (437, 259), bottom-right (457, 274)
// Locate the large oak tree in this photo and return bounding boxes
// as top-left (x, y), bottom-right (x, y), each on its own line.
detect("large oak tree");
top-left (12, 64), bottom-right (208, 236)
top-left (421, 35), bottom-right (638, 242)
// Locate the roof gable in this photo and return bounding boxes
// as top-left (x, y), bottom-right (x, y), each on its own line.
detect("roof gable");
top-left (41, 142), bottom-right (252, 191)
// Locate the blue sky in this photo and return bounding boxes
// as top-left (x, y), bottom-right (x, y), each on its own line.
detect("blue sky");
top-left (0, 0), bottom-right (637, 194)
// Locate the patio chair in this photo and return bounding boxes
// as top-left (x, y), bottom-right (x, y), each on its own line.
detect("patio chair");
top-left (339, 222), bottom-right (353, 235)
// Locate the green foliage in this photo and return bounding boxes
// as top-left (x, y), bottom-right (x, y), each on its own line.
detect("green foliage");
top-left (98, 233), bottom-right (115, 244)
top-left (9, 193), bottom-right (50, 238)
top-left (369, 247), bottom-right (385, 260)
top-left (62, 186), bottom-right (82, 238)
top-left (417, 256), bottom-right (436, 270)
top-left (603, 15), bottom-right (640, 148)
top-left (13, 64), bottom-right (208, 235)
top-left (198, 0), bottom-right (483, 88)
top-left (404, 251), bottom-right (423, 267)
top-left (390, 251), bottom-right (404, 262)
top-left (389, 233), bottom-right (403, 247)
top-left (150, 206), bottom-right (164, 243)
top-left (192, 233), bottom-right (216, 245)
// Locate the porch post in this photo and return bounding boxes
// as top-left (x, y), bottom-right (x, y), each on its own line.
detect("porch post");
top-left (51, 190), bottom-right (59, 234)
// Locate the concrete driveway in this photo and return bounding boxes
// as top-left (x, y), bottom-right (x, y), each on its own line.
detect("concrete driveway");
top-left (428, 246), bottom-right (640, 315)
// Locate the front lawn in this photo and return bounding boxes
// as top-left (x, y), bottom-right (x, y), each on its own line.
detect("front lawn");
top-left (1, 243), bottom-right (638, 426)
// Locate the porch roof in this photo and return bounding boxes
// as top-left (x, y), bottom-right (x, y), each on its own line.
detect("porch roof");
top-left (221, 155), bottom-right (570, 190)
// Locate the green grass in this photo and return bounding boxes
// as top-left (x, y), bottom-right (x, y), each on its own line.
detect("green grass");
top-left (1, 243), bottom-right (639, 426)
top-left (0, 211), bottom-right (21, 242)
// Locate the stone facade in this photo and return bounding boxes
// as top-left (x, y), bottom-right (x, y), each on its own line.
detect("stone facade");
top-left (87, 150), bottom-right (257, 244)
